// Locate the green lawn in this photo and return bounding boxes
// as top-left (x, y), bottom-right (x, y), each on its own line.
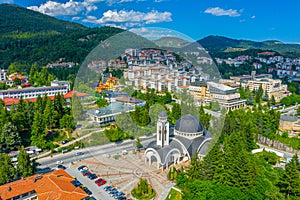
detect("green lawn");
top-left (84, 131), bottom-right (109, 147)
top-left (166, 188), bottom-right (182, 200)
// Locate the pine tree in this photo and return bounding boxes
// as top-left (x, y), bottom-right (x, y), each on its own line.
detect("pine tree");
top-left (17, 146), bottom-right (33, 178)
top-left (0, 122), bottom-right (21, 150)
top-left (43, 97), bottom-right (54, 130)
top-left (270, 95), bottom-right (276, 106)
top-left (171, 103), bottom-right (181, 122)
top-left (263, 90), bottom-right (269, 101)
top-left (278, 154), bottom-right (300, 198)
top-left (31, 111), bottom-right (47, 148)
top-left (247, 93), bottom-right (254, 105)
top-left (199, 105), bottom-right (211, 130)
top-left (0, 153), bottom-right (15, 184)
top-left (216, 132), bottom-right (257, 190)
top-left (186, 153), bottom-right (202, 181)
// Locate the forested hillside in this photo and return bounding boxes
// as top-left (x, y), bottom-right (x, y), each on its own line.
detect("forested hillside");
top-left (0, 4), bottom-right (124, 68)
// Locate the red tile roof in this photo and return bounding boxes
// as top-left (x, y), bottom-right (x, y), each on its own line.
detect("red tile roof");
top-left (2, 91), bottom-right (89, 106)
top-left (0, 170), bottom-right (88, 200)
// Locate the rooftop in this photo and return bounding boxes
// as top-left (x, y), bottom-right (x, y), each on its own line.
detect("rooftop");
top-left (207, 81), bottom-right (235, 92)
top-left (0, 170), bottom-right (88, 200)
top-left (87, 102), bottom-right (135, 117)
top-left (3, 91), bottom-right (89, 106)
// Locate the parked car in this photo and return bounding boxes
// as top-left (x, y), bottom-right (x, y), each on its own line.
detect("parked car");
top-left (62, 139), bottom-right (68, 144)
top-left (118, 196), bottom-right (126, 200)
top-left (88, 173), bottom-right (97, 180)
top-left (104, 186), bottom-right (112, 191)
top-left (62, 149), bottom-right (69, 154)
top-left (108, 188), bottom-right (118, 194)
top-left (83, 171), bottom-right (92, 176)
top-left (83, 188), bottom-right (92, 195)
top-left (95, 178), bottom-right (106, 186)
top-left (56, 164), bottom-right (66, 170)
top-left (71, 179), bottom-right (82, 187)
top-left (81, 169), bottom-right (89, 174)
top-left (114, 193), bottom-right (124, 199)
top-left (77, 165), bottom-right (87, 171)
top-left (121, 150), bottom-right (128, 155)
top-left (56, 160), bottom-right (64, 165)
top-left (75, 152), bottom-right (84, 156)
top-left (110, 190), bottom-right (119, 197)
top-left (82, 196), bottom-right (96, 200)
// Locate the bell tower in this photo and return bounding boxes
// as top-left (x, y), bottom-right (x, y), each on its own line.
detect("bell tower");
top-left (157, 111), bottom-right (169, 147)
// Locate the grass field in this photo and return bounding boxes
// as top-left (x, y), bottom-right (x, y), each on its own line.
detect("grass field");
top-left (166, 188), bottom-right (182, 200)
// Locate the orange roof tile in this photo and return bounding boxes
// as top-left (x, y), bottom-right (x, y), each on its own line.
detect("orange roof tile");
top-left (0, 170), bottom-right (88, 200)
top-left (2, 91), bottom-right (89, 106)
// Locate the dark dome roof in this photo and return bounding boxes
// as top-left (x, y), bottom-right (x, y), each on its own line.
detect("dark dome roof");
top-left (175, 114), bottom-right (203, 133)
top-left (158, 111), bottom-right (167, 118)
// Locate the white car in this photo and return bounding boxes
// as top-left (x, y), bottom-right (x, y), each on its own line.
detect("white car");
top-left (56, 160), bottom-right (64, 165)
top-left (121, 150), bottom-right (128, 155)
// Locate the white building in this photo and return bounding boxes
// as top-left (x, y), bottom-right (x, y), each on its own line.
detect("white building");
top-left (0, 69), bottom-right (7, 81)
top-left (0, 86), bottom-right (68, 99)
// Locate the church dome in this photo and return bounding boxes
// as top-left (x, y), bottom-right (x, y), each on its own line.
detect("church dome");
top-left (175, 114), bottom-right (203, 135)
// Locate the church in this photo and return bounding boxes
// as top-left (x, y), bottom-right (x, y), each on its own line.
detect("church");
top-left (144, 111), bottom-right (212, 169)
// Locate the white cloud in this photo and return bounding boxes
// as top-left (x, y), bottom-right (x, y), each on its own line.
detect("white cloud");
top-left (0, 0), bottom-right (13, 3)
top-left (27, 0), bottom-right (97, 17)
top-left (251, 15), bottom-right (256, 19)
top-left (72, 16), bottom-right (81, 20)
top-left (204, 7), bottom-right (240, 17)
top-left (130, 27), bottom-right (193, 41)
top-left (83, 10), bottom-right (172, 28)
top-left (84, 0), bottom-right (144, 5)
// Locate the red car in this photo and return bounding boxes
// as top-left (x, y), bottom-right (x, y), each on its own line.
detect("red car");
top-left (83, 171), bottom-right (91, 176)
top-left (95, 178), bottom-right (106, 186)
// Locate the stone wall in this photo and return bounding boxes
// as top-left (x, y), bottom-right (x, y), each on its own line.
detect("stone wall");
top-left (257, 135), bottom-right (300, 154)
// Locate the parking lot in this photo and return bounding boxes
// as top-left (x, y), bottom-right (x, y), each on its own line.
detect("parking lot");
top-left (68, 150), bottom-right (175, 200)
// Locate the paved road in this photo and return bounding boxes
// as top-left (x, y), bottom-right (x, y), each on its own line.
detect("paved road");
top-left (38, 136), bottom-right (155, 170)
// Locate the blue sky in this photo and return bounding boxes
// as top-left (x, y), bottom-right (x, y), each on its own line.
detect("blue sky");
top-left (2, 0), bottom-right (300, 43)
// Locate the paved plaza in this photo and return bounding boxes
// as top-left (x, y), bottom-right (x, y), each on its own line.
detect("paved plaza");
top-left (71, 150), bottom-right (175, 199)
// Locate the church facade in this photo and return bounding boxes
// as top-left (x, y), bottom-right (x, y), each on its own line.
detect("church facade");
top-left (144, 111), bottom-right (212, 169)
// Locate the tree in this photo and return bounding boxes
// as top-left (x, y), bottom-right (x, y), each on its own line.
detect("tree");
top-left (278, 154), bottom-right (300, 198)
top-left (96, 98), bottom-right (109, 108)
top-left (247, 93), bottom-right (254, 105)
top-left (199, 105), bottom-right (211, 130)
top-left (43, 97), bottom-right (54, 130)
top-left (0, 153), bottom-right (15, 184)
top-left (186, 153), bottom-right (202, 181)
top-left (210, 101), bottom-right (220, 111)
top-left (17, 146), bottom-right (33, 178)
top-left (171, 103), bottom-right (181, 122)
top-left (263, 90), bottom-right (269, 101)
top-left (0, 122), bottom-right (21, 150)
top-left (135, 137), bottom-right (142, 149)
top-left (72, 94), bottom-right (84, 121)
top-left (132, 178), bottom-right (155, 199)
top-left (60, 114), bottom-right (75, 137)
top-left (31, 111), bottom-right (47, 148)
top-left (13, 78), bottom-right (21, 85)
top-left (270, 95), bottom-right (276, 106)
top-left (297, 105), bottom-right (300, 116)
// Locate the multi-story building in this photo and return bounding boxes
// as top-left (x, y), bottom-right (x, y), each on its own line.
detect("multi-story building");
top-left (247, 78), bottom-right (288, 101)
top-left (229, 71), bottom-right (289, 101)
top-left (50, 80), bottom-right (71, 91)
top-left (0, 86), bottom-right (68, 99)
top-left (0, 69), bottom-right (7, 81)
top-left (0, 170), bottom-right (88, 200)
top-left (189, 81), bottom-right (246, 111)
